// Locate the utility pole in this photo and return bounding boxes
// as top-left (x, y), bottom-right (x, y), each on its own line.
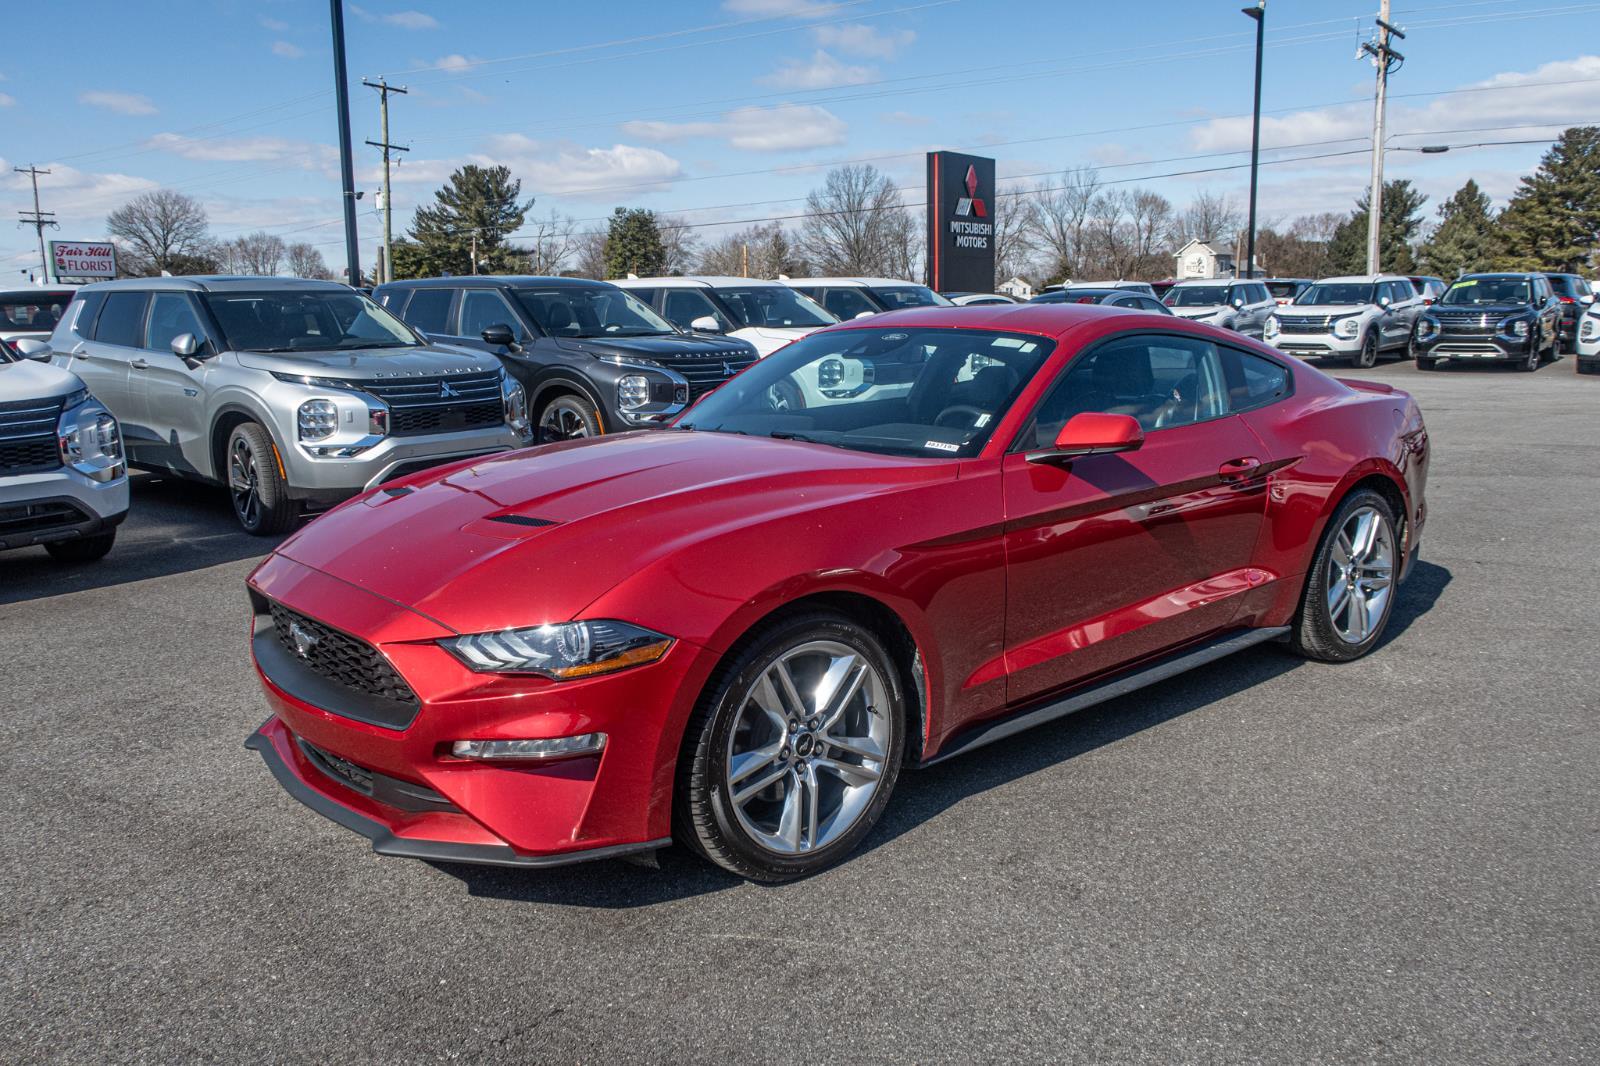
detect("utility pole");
top-left (1242, 2), bottom-right (1265, 281)
top-left (470, 232), bottom-right (478, 274)
top-left (14, 165), bottom-right (58, 284)
top-left (329, 0), bottom-right (361, 286)
top-left (1361, 0), bottom-right (1405, 274)
top-left (741, 242), bottom-right (749, 278)
top-left (363, 78), bottom-right (409, 285)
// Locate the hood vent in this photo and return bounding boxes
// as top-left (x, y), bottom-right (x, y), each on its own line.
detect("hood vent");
top-left (488, 514), bottom-right (557, 528)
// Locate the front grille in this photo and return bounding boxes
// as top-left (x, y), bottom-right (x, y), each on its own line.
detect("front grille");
top-left (0, 396), bottom-right (63, 475)
top-left (297, 738), bottom-right (458, 812)
top-left (268, 602), bottom-right (418, 707)
top-left (1433, 311), bottom-right (1498, 336)
top-left (355, 371), bottom-right (504, 438)
top-left (652, 351), bottom-right (759, 400)
top-left (1276, 314), bottom-right (1335, 334)
top-left (0, 500), bottom-right (88, 538)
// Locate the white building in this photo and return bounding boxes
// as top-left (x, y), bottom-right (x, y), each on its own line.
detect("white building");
top-left (997, 276), bottom-right (1034, 300)
top-left (1174, 239), bottom-right (1237, 280)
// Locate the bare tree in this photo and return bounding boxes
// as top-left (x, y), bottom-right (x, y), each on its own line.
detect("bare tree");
top-left (799, 164), bottom-right (918, 278)
top-left (1179, 190), bottom-right (1242, 247)
top-left (991, 192), bottom-right (1037, 286)
top-left (573, 229), bottom-right (608, 280)
top-left (221, 231), bottom-right (287, 275)
top-left (285, 242), bottom-right (333, 279)
top-left (1127, 190), bottom-right (1176, 279)
top-left (697, 223), bottom-right (807, 278)
top-left (1029, 165), bottom-right (1101, 282)
top-left (657, 214), bottom-right (701, 276)
top-left (106, 190), bottom-right (211, 275)
top-left (519, 210), bottom-right (580, 275)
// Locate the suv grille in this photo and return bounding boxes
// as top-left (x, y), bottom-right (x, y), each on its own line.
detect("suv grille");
top-left (357, 371), bottom-right (504, 438)
top-left (1433, 310), bottom-right (1498, 336)
top-left (1275, 314), bottom-right (1336, 334)
top-left (0, 396), bottom-right (63, 475)
top-left (268, 602), bottom-right (418, 707)
top-left (652, 350), bottom-right (759, 400)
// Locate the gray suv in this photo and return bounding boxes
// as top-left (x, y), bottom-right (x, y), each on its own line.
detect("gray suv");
top-left (47, 277), bottom-right (531, 534)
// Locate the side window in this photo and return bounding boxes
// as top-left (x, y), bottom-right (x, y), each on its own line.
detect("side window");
top-left (145, 293), bottom-right (207, 352)
top-left (626, 287), bottom-right (661, 310)
top-left (661, 288), bottom-right (727, 331)
top-left (1221, 347), bottom-right (1290, 412)
top-left (1252, 284), bottom-right (1271, 304)
top-left (458, 289), bottom-right (522, 340)
top-left (1019, 334), bottom-right (1229, 449)
top-left (93, 292), bottom-right (149, 347)
top-left (402, 288), bottom-right (454, 334)
top-left (824, 287), bottom-right (877, 320)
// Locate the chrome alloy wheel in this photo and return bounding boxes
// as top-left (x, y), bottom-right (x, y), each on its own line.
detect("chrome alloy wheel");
top-left (538, 401), bottom-right (591, 441)
top-left (1326, 505), bottom-right (1395, 644)
top-left (229, 435), bottom-right (262, 528)
top-left (724, 640), bottom-right (891, 855)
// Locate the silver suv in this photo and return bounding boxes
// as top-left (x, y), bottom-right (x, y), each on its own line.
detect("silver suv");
top-left (1264, 275), bottom-right (1423, 367)
top-left (47, 277), bottom-right (531, 534)
top-left (1161, 279), bottom-right (1277, 337)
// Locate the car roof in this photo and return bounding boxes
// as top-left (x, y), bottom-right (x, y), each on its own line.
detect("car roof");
top-left (376, 275), bottom-right (613, 289)
top-left (1040, 288), bottom-right (1126, 299)
top-left (1457, 272), bottom-right (1536, 280)
top-left (78, 275), bottom-right (359, 294)
top-left (815, 301), bottom-right (1186, 340)
top-left (1, 288), bottom-right (78, 298)
top-left (1313, 274), bottom-right (1411, 284)
top-left (611, 275), bottom-right (783, 288)
top-left (780, 277), bottom-right (924, 287)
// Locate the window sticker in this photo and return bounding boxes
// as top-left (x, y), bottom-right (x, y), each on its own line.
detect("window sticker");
top-left (924, 440), bottom-right (960, 453)
top-left (974, 412), bottom-right (992, 428)
top-left (989, 337), bottom-right (1025, 348)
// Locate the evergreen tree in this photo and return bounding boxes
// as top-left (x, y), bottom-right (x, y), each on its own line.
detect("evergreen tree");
top-left (1324, 180), bottom-right (1427, 275)
top-left (603, 207), bottom-right (667, 279)
top-left (1419, 180), bottom-right (1496, 280)
top-left (404, 165), bottom-right (531, 277)
top-left (1494, 126), bottom-right (1600, 273)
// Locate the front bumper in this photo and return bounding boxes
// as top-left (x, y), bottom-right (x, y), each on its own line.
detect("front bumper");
top-left (1270, 334), bottom-right (1360, 358)
top-left (277, 424), bottom-right (526, 502)
top-left (1415, 333), bottom-right (1531, 362)
top-left (0, 467), bottom-right (130, 551)
top-left (244, 553), bottom-right (703, 867)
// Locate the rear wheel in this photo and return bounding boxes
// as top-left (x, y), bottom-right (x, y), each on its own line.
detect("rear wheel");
top-left (228, 422), bottom-right (299, 536)
top-left (536, 393), bottom-right (601, 442)
top-left (1289, 489), bottom-right (1399, 663)
top-left (45, 530), bottom-right (116, 563)
top-left (676, 609), bottom-right (905, 882)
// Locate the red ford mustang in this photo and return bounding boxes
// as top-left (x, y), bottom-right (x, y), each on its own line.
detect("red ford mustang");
top-left (245, 304), bottom-right (1429, 881)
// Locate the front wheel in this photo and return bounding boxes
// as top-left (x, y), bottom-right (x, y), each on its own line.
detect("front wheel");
top-left (676, 610), bottom-right (905, 882)
top-left (45, 530), bottom-right (116, 563)
top-left (1354, 330), bottom-right (1379, 369)
top-left (1289, 489), bottom-right (1399, 663)
top-left (1521, 342), bottom-right (1539, 372)
top-left (1416, 356), bottom-right (1437, 371)
top-left (536, 393), bottom-right (602, 442)
top-left (228, 422), bottom-right (299, 535)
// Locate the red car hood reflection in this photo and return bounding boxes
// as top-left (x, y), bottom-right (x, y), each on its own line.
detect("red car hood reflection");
top-left (273, 429), bottom-right (956, 635)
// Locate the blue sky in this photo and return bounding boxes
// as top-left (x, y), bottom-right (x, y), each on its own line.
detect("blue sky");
top-left (4, 0), bottom-right (1599, 279)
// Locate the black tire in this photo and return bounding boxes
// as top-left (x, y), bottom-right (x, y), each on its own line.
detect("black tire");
top-left (536, 393), bottom-right (602, 442)
top-left (1354, 329), bottom-right (1379, 369)
top-left (1415, 355), bottom-right (1437, 371)
top-left (1520, 342), bottom-right (1539, 372)
top-left (675, 609), bottom-right (906, 882)
top-left (44, 530), bottom-right (116, 563)
top-left (766, 379), bottom-right (806, 413)
top-left (227, 422), bottom-right (299, 536)
top-left (1288, 488), bottom-right (1399, 663)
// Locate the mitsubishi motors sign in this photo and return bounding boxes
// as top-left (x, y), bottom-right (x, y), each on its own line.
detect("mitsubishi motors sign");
top-left (925, 151), bottom-right (995, 294)
top-left (49, 240), bottom-right (118, 280)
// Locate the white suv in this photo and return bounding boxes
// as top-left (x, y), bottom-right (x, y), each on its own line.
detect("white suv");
top-left (1264, 275), bottom-right (1423, 368)
top-left (1161, 279), bottom-right (1276, 337)
top-left (612, 276), bottom-right (837, 356)
top-left (778, 277), bottom-right (952, 319)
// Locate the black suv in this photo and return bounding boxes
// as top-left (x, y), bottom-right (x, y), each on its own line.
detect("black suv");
top-left (1541, 273), bottom-right (1595, 352)
top-left (1413, 273), bottom-right (1562, 371)
top-left (375, 277), bottom-right (759, 440)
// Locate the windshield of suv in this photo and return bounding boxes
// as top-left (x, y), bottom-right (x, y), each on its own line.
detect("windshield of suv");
top-left (1440, 277), bottom-right (1531, 306)
top-left (1297, 283), bottom-right (1376, 306)
top-left (1546, 275), bottom-right (1585, 298)
top-left (677, 326), bottom-right (1052, 458)
top-left (202, 290), bottom-right (417, 352)
top-left (514, 285), bottom-right (675, 338)
top-left (1164, 286), bottom-right (1230, 307)
top-left (713, 286), bottom-right (836, 329)
top-left (868, 285), bottom-right (952, 310)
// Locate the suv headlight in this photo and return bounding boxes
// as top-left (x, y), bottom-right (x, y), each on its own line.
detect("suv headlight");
top-left (1582, 317), bottom-right (1597, 340)
top-left (57, 397), bottom-right (124, 482)
top-left (1263, 315), bottom-right (1280, 339)
top-left (298, 399), bottom-right (338, 441)
top-left (502, 375), bottom-right (530, 435)
top-left (1334, 316), bottom-right (1360, 339)
top-left (440, 620), bottom-right (673, 680)
top-left (617, 374), bottom-right (650, 411)
top-left (1416, 316), bottom-right (1440, 340)
top-left (1503, 317), bottom-right (1530, 338)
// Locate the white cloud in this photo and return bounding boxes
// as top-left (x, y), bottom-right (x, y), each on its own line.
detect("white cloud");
top-left (145, 132), bottom-right (337, 169)
top-left (259, 16), bottom-right (289, 31)
top-left (723, 0), bottom-right (838, 16)
top-left (384, 10), bottom-right (439, 29)
top-left (474, 136), bottom-right (684, 199)
top-left (78, 91), bottom-right (157, 116)
top-left (433, 53), bottom-right (479, 73)
top-left (271, 40), bottom-right (305, 59)
top-left (760, 50), bottom-right (875, 90)
top-left (0, 93), bottom-right (13, 108)
top-left (812, 23), bottom-right (914, 58)
top-left (623, 103), bottom-right (847, 152)
top-left (0, 158), bottom-right (159, 223)
top-left (879, 110), bottom-right (930, 127)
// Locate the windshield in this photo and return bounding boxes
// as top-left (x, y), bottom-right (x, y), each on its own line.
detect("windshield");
top-left (677, 326), bottom-right (1052, 458)
top-left (1164, 286), bottom-right (1230, 307)
top-left (868, 285), bottom-right (952, 310)
top-left (1440, 277), bottom-right (1531, 306)
top-left (514, 286), bottom-right (674, 338)
top-left (1297, 283), bottom-right (1376, 306)
top-left (714, 286), bottom-right (836, 329)
top-left (1, 292), bottom-right (75, 334)
top-left (201, 290), bottom-right (417, 352)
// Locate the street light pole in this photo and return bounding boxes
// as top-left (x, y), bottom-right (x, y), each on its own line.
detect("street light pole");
top-left (329, 0), bottom-right (362, 286)
top-left (1242, 2), bottom-right (1265, 281)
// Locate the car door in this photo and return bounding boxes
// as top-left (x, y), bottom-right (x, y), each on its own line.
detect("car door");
top-left (446, 287), bottom-right (526, 354)
top-left (660, 288), bottom-right (732, 333)
top-left (396, 286), bottom-right (457, 342)
top-left (1000, 331), bottom-right (1271, 704)
top-left (1248, 284), bottom-right (1274, 336)
top-left (820, 287), bottom-right (879, 321)
top-left (1391, 280), bottom-right (1423, 344)
top-left (135, 291), bottom-right (215, 474)
top-left (73, 290), bottom-right (148, 449)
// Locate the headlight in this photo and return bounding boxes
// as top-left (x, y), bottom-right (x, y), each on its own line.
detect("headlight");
top-left (297, 399), bottom-right (338, 441)
top-left (1416, 317), bottom-right (1440, 339)
top-left (1263, 315), bottom-right (1279, 338)
top-left (818, 358), bottom-right (845, 387)
top-left (1504, 318), bottom-right (1529, 338)
top-left (441, 620), bottom-right (673, 680)
top-left (1582, 317), bottom-right (1597, 339)
top-left (617, 374), bottom-right (650, 411)
top-left (502, 376), bottom-right (529, 433)
top-left (57, 399), bottom-right (124, 482)
top-left (1334, 316), bottom-right (1360, 339)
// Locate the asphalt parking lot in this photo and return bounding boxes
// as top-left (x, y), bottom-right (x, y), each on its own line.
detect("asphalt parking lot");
top-left (2, 356), bottom-right (1597, 1064)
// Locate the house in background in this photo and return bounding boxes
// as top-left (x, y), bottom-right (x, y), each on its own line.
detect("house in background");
top-left (997, 276), bottom-right (1033, 300)
top-left (1174, 239), bottom-right (1236, 280)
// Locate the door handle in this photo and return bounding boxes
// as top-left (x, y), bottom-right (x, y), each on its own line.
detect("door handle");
top-left (129, 358), bottom-right (149, 370)
top-left (1218, 456), bottom-right (1262, 480)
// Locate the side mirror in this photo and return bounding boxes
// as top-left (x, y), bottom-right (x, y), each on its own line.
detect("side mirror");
top-left (1378, 295), bottom-right (1391, 308)
top-left (1027, 412), bottom-right (1144, 466)
top-left (1582, 293), bottom-right (1596, 306)
top-left (853, 310), bottom-right (876, 319)
top-left (170, 333), bottom-right (200, 358)
top-left (689, 315), bottom-right (723, 334)
top-left (1231, 297), bottom-right (1245, 309)
top-left (13, 337), bottom-right (50, 360)
top-left (480, 323), bottom-right (521, 352)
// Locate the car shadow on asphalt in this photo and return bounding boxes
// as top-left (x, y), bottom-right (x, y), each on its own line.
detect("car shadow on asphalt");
top-left (0, 473), bottom-right (283, 606)
top-left (436, 560), bottom-right (1453, 905)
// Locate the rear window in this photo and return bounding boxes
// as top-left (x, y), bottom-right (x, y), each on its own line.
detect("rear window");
top-left (94, 292), bottom-right (149, 347)
top-left (1265, 282), bottom-right (1303, 299)
top-left (401, 288), bottom-right (455, 334)
top-left (1, 292), bottom-right (76, 333)
top-left (1547, 275), bottom-right (1584, 297)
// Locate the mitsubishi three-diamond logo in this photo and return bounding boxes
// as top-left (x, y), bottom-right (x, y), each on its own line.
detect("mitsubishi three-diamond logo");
top-left (954, 164), bottom-right (987, 218)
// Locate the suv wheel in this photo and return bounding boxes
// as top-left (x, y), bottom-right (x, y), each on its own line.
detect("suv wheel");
top-left (227, 422), bottom-right (299, 536)
top-left (1289, 489), bottom-right (1399, 663)
top-left (536, 393), bottom-right (601, 442)
top-left (1521, 342), bottom-right (1539, 372)
top-left (676, 609), bottom-right (905, 882)
top-left (45, 530), bottom-right (116, 564)
top-left (1355, 329), bottom-right (1379, 369)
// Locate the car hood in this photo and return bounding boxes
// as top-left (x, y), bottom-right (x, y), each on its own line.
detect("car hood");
top-left (1169, 305), bottom-right (1227, 319)
top-left (1429, 304), bottom-right (1530, 316)
top-left (549, 333), bottom-right (755, 359)
top-left (233, 344), bottom-right (499, 378)
top-left (272, 429), bottom-right (954, 634)
top-left (1284, 304), bottom-right (1370, 316)
top-left (733, 325), bottom-right (817, 355)
top-left (0, 356), bottom-right (83, 403)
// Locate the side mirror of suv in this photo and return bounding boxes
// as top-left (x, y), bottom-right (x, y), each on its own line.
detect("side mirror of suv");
top-left (480, 324), bottom-right (522, 353)
top-left (689, 315), bottom-right (723, 333)
top-left (1378, 295), bottom-right (1392, 308)
top-left (13, 337), bottom-right (50, 360)
top-left (171, 333), bottom-right (200, 358)
top-left (1231, 297), bottom-right (1245, 309)
top-left (1582, 293), bottom-right (1596, 306)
